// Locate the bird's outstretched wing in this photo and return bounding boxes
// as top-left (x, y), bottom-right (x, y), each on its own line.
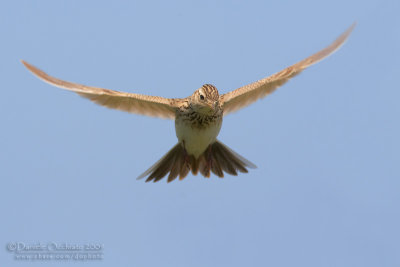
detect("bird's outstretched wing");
top-left (221, 23), bottom-right (356, 116)
top-left (21, 61), bottom-right (180, 119)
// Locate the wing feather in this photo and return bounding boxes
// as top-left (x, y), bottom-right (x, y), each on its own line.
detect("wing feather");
top-left (221, 23), bottom-right (356, 116)
top-left (21, 61), bottom-right (179, 119)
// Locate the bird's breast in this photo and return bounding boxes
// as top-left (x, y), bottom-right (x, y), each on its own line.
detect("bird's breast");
top-left (175, 111), bottom-right (222, 158)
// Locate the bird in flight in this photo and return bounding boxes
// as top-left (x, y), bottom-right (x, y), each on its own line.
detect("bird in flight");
top-left (22, 23), bottom-right (355, 183)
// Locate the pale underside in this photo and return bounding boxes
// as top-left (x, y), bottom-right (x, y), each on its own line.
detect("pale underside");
top-left (175, 115), bottom-right (223, 158)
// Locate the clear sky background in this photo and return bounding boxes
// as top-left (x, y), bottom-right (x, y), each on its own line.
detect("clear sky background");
top-left (1, 0), bottom-right (399, 266)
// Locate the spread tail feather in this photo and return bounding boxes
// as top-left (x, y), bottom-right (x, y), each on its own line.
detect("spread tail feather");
top-left (137, 141), bottom-right (256, 183)
top-left (199, 141), bottom-right (256, 178)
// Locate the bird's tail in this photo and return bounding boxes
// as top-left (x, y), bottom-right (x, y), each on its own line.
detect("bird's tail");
top-left (137, 141), bottom-right (256, 183)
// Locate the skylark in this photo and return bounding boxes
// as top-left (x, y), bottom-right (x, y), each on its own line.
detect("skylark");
top-left (22, 23), bottom-right (355, 182)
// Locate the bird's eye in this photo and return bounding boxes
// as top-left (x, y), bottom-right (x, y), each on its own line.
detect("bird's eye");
top-left (200, 94), bottom-right (205, 100)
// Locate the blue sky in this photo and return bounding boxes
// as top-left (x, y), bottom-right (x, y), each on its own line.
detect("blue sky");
top-left (1, 0), bottom-right (399, 266)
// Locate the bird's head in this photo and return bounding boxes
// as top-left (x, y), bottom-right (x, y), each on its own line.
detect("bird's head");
top-left (190, 84), bottom-right (221, 115)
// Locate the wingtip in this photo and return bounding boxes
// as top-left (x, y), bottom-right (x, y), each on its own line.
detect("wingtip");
top-left (20, 59), bottom-right (28, 67)
top-left (346, 21), bottom-right (357, 35)
top-left (336, 22), bottom-right (357, 43)
top-left (333, 22), bottom-right (357, 52)
top-left (20, 60), bottom-right (34, 72)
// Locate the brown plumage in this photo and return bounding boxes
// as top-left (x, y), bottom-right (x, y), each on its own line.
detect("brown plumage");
top-left (21, 23), bottom-right (355, 182)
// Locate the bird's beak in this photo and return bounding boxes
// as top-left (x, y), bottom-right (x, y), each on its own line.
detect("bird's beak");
top-left (206, 102), bottom-right (214, 109)
top-left (206, 101), bottom-right (218, 110)
top-left (214, 101), bottom-right (219, 109)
